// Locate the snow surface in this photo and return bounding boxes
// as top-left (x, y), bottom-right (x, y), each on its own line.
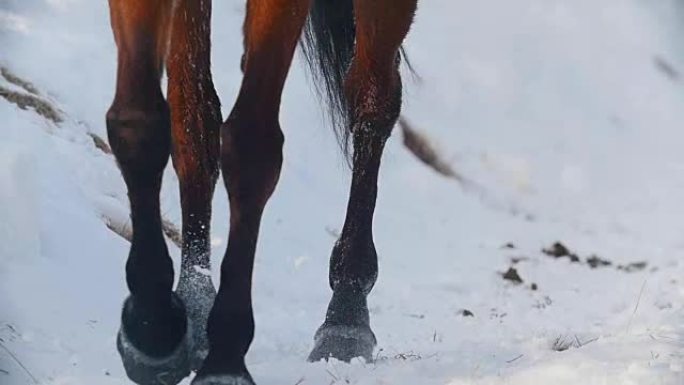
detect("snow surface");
top-left (1, 0), bottom-right (684, 384)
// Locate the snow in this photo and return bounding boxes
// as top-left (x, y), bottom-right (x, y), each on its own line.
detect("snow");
top-left (1, 0), bottom-right (683, 384)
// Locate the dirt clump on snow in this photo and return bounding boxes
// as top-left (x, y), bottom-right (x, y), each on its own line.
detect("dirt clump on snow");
top-left (502, 267), bottom-right (524, 284)
top-left (542, 241), bottom-right (649, 273)
top-left (542, 242), bottom-right (580, 263)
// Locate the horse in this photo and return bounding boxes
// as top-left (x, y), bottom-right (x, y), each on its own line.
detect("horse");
top-left (105, 0), bottom-right (417, 384)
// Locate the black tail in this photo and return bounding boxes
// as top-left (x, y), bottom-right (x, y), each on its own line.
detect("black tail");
top-left (301, 0), bottom-right (356, 154)
top-left (301, 0), bottom-right (414, 155)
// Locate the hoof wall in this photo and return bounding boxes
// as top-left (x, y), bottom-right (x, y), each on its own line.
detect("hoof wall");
top-left (308, 324), bottom-right (376, 363)
top-left (191, 374), bottom-right (256, 385)
top-left (177, 268), bottom-right (216, 371)
top-left (117, 326), bottom-right (190, 385)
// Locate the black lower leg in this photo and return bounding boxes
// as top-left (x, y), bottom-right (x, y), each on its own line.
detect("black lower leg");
top-left (201, 215), bottom-right (260, 377)
top-left (191, 0), bottom-right (306, 381)
top-left (107, 101), bottom-right (186, 358)
top-left (198, 108), bottom-right (284, 379)
top-left (309, 63), bottom-right (402, 363)
top-left (107, 2), bottom-right (191, 383)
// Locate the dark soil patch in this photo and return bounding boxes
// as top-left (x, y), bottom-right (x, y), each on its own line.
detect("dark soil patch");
top-left (502, 267), bottom-right (524, 284)
top-left (586, 254), bottom-right (612, 269)
top-left (510, 256), bottom-right (529, 264)
top-left (542, 242), bottom-right (580, 263)
top-left (542, 241), bottom-right (650, 274)
top-left (618, 261), bottom-right (648, 273)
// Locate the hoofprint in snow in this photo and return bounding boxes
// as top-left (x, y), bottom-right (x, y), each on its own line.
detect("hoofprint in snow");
top-left (1, 0), bottom-right (683, 384)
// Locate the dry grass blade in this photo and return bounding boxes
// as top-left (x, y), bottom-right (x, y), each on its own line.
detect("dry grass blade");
top-left (0, 67), bottom-right (62, 123)
top-left (654, 56), bottom-right (680, 82)
top-left (398, 116), bottom-right (536, 220)
top-left (88, 132), bottom-right (112, 154)
top-left (325, 369), bottom-right (338, 381)
top-left (1, 67), bottom-right (183, 251)
top-left (161, 218), bottom-right (183, 249)
top-left (399, 117), bottom-right (462, 181)
top-left (104, 216), bottom-right (133, 244)
top-left (626, 280), bottom-right (647, 334)
top-left (87, 131), bottom-right (182, 249)
top-left (0, 86), bottom-right (63, 124)
top-left (506, 354), bottom-right (524, 363)
top-left (552, 335), bottom-right (573, 352)
top-left (104, 214), bottom-right (183, 249)
top-left (1, 66), bottom-right (39, 95)
top-left (551, 334), bottom-right (598, 352)
top-left (0, 341), bottom-right (38, 384)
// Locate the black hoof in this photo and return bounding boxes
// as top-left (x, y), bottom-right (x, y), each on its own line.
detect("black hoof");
top-left (117, 329), bottom-right (190, 385)
top-left (116, 294), bottom-right (190, 385)
top-left (117, 294), bottom-right (191, 385)
top-left (191, 374), bottom-right (256, 385)
top-left (176, 268), bottom-right (216, 371)
top-left (308, 324), bottom-right (377, 363)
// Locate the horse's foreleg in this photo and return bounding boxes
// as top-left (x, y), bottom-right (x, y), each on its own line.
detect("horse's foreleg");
top-left (107, 1), bottom-right (190, 384)
top-left (192, 1), bottom-right (310, 384)
top-left (309, 0), bottom-right (418, 363)
top-left (167, 0), bottom-right (222, 370)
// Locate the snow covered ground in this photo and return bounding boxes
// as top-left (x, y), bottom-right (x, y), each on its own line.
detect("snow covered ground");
top-left (1, 0), bottom-right (683, 384)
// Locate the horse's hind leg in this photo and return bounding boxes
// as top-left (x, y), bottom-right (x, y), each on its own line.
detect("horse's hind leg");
top-left (167, 0), bottom-right (222, 371)
top-left (107, 1), bottom-right (190, 384)
top-left (308, 0), bottom-right (418, 363)
top-left (191, 1), bottom-right (310, 384)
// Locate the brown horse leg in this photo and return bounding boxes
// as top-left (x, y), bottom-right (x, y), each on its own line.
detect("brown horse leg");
top-left (106, 1), bottom-right (191, 384)
top-left (309, 0), bottom-right (418, 363)
top-left (167, 0), bottom-right (222, 370)
top-left (192, 0), bottom-right (310, 383)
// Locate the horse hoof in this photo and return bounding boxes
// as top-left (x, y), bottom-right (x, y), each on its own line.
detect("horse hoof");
top-left (176, 268), bottom-right (217, 371)
top-left (191, 374), bottom-right (256, 385)
top-left (308, 324), bottom-right (377, 363)
top-left (117, 320), bottom-right (191, 385)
